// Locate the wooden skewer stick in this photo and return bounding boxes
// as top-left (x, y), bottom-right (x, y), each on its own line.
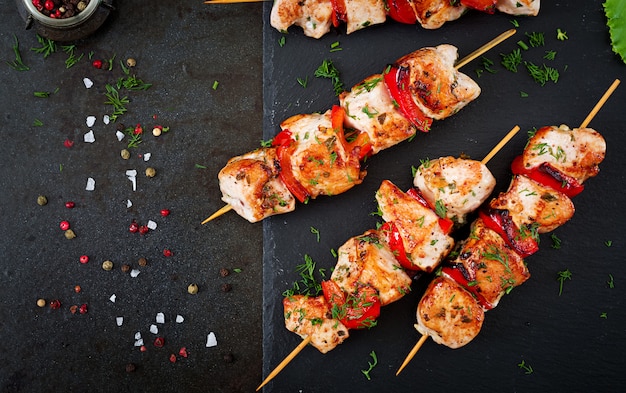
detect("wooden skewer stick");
top-left (396, 79), bottom-right (621, 376)
top-left (395, 124), bottom-right (521, 376)
top-left (256, 336), bottom-right (312, 391)
top-left (202, 30), bottom-right (517, 225)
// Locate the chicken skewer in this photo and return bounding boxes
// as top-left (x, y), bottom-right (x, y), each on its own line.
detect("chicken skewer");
top-left (396, 78), bottom-right (620, 376)
top-left (203, 29), bottom-right (515, 224)
top-left (256, 124), bottom-right (520, 391)
top-left (205, 0), bottom-right (538, 38)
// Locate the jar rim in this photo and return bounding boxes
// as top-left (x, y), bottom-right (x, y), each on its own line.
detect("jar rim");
top-left (23, 0), bottom-right (102, 28)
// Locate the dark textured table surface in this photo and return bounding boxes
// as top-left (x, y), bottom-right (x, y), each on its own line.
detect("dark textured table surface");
top-left (0, 1), bottom-right (264, 392)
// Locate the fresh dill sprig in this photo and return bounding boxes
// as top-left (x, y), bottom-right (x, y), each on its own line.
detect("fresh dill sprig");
top-left (314, 59), bottom-right (344, 96)
top-left (7, 35), bottom-right (29, 71)
top-left (31, 35), bottom-right (57, 58)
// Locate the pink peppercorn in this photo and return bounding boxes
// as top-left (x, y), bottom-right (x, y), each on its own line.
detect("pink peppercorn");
top-left (63, 139), bottom-right (74, 148)
top-left (60, 221), bottom-right (70, 231)
top-left (92, 60), bottom-right (103, 69)
top-left (163, 249), bottom-right (172, 257)
top-left (50, 299), bottom-right (61, 309)
top-left (160, 209), bottom-right (170, 217)
top-left (79, 255), bottom-right (89, 264)
top-left (138, 225), bottom-right (149, 235)
top-left (65, 201), bottom-right (75, 209)
top-left (179, 347), bottom-right (188, 358)
top-left (129, 221), bottom-right (139, 233)
top-left (169, 354), bottom-right (177, 363)
top-left (154, 337), bottom-right (164, 348)
top-left (79, 304), bottom-right (88, 314)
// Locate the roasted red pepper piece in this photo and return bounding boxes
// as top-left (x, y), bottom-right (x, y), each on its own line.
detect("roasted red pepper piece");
top-left (380, 222), bottom-right (419, 272)
top-left (322, 280), bottom-right (381, 330)
top-left (271, 129), bottom-right (293, 147)
top-left (511, 155), bottom-right (585, 198)
top-left (331, 105), bottom-right (373, 161)
top-left (383, 64), bottom-right (433, 132)
top-left (460, 0), bottom-right (497, 14)
top-left (441, 266), bottom-right (494, 310)
top-left (273, 130), bottom-right (311, 204)
top-left (478, 208), bottom-right (539, 258)
top-left (385, 0), bottom-right (417, 24)
top-left (329, 0), bottom-right (347, 27)
top-left (406, 188), bottom-right (454, 234)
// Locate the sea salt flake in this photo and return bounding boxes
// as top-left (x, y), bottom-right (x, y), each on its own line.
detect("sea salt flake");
top-left (86, 177), bottom-right (95, 191)
top-left (103, 115), bottom-right (110, 125)
top-left (147, 220), bottom-right (157, 230)
top-left (176, 315), bottom-right (184, 323)
top-left (143, 153), bottom-right (151, 161)
top-left (83, 78), bottom-right (93, 88)
top-left (84, 130), bottom-right (95, 143)
top-left (206, 332), bottom-right (217, 347)
top-left (109, 294), bottom-right (116, 303)
top-left (150, 324), bottom-right (158, 334)
top-left (130, 269), bottom-right (140, 278)
top-left (126, 199), bottom-right (132, 208)
top-left (134, 332), bottom-right (142, 340)
top-left (86, 116), bottom-right (96, 127)
top-left (125, 170), bottom-right (137, 191)
top-left (116, 317), bottom-right (124, 326)
top-left (134, 339), bottom-right (144, 347)
top-left (156, 312), bottom-right (165, 324)
top-left (116, 131), bottom-right (125, 141)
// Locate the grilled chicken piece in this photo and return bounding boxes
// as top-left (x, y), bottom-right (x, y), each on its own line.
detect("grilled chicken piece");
top-left (413, 156), bottom-right (496, 225)
top-left (218, 148), bottom-right (295, 223)
top-left (415, 276), bottom-right (484, 348)
top-left (395, 44), bottom-right (481, 120)
top-left (270, 0), bottom-right (333, 39)
top-left (283, 295), bottom-right (350, 353)
top-left (376, 180), bottom-right (454, 272)
top-left (496, 0), bottom-right (540, 16)
top-left (412, 0), bottom-right (467, 29)
top-left (445, 218), bottom-right (530, 309)
top-left (490, 175), bottom-right (575, 234)
top-left (331, 230), bottom-right (412, 306)
top-left (521, 125), bottom-right (606, 184)
top-left (339, 74), bottom-right (416, 154)
top-left (345, 0), bottom-right (387, 34)
top-left (280, 110), bottom-right (365, 199)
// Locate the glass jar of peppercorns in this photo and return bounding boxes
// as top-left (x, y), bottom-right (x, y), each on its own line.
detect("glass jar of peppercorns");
top-left (22, 0), bottom-right (99, 28)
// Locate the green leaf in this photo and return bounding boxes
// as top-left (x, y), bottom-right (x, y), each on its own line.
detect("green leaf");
top-left (604, 0), bottom-right (626, 64)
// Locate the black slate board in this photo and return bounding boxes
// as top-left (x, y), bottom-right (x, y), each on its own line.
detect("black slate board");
top-left (262, 1), bottom-right (626, 392)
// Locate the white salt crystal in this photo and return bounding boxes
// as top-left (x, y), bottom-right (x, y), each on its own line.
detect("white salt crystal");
top-left (134, 332), bottom-right (142, 340)
top-left (109, 294), bottom-right (116, 303)
top-left (206, 332), bottom-right (217, 347)
top-left (134, 339), bottom-right (144, 347)
top-left (176, 315), bottom-right (184, 323)
top-left (83, 78), bottom-right (93, 88)
top-left (103, 115), bottom-right (110, 125)
top-left (125, 170), bottom-right (137, 191)
top-left (116, 131), bottom-right (125, 141)
top-left (126, 199), bottom-right (132, 208)
top-left (130, 269), bottom-right (140, 278)
top-left (85, 177), bottom-right (95, 191)
top-left (150, 324), bottom-right (158, 334)
top-left (147, 220), bottom-right (157, 230)
top-left (84, 130), bottom-right (95, 143)
top-left (143, 153), bottom-right (151, 161)
top-left (116, 317), bottom-right (123, 326)
top-left (86, 116), bottom-right (96, 127)
top-left (156, 312), bottom-right (165, 324)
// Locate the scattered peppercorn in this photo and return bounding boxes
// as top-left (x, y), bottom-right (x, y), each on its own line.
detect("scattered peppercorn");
top-left (121, 149), bottom-right (131, 160)
top-left (125, 363), bottom-right (136, 373)
top-left (102, 260), bottom-right (114, 271)
top-left (37, 195), bottom-right (48, 206)
top-left (121, 264), bottom-right (131, 273)
top-left (154, 337), bottom-right (165, 347)
top-left (169, 354), bottom-right (177, 363)
top-left (160, 209), bottom-right (170, 217)
top-left (92, 59), bottom-right (103, 69)
top-left (37, 298), bottom-right (46, 307)
top-left (64, 229), bottom-right (76, 239)
top-left (138, 257), bottom-right (148, 267)
top-left (152, 127), bottom-right (162, 137)
top-left (63, 139), bottom-right (74, 148)
top-left (79, 304), bottom-right (88, 314)
top-left (70, 305), bottom-right (78, 314)
top-left (221, 283), bottom-right (232, 293)
top-left (145, 167), bottom-right (156, 178)
top-left (178, 347), bottom-right (188, 358)
top-left (187, 283), bottom-right (199, 294)
top-left (219, 268), bottom-right (230, 277)
top-left (65, 201), bottom-right (75, 209)
top-left (163, 249), bottom-right (172, 257)
top-left (60, 220), bottom-right (70, 231)
top-left (126, 58), bottom-right (137, 67)
top-left (79, 255), bottom-right (89, 264)
top-left (50, 299), bottom-right (61, 309)
top-left (129, 221), bottom-right (139, 233)
top-left (138, 225), bottom-right (149, 235)
top-left (74, 285), bottom-right (81, 293)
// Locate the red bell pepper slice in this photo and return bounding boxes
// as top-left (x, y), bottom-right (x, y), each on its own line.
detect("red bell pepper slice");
top-left (331, 105), bottom-right (373, 161)
top-left (460, 0), bottom-right (497, 14)
top-left (441, 266), bottom-right (493, 310)
top-left (321, 280), bottom-right (381, 330)
top-left (478, 208), bottom-right (539, 258)
top-left (383, 64), bottom-right (433, 132)
top-left (406, 188), bottom-right (454, 234)
top-left (329, 0), bottom-right (347, 28)
top-left (276, 141), bottom-right (311, 204)
top-left (380, 222), bottom-right (419, 272)
top-left (511, 156), bottom-right (584, 198)
top-left (271, 129), bottom-right (293, 147)
top-left (385, 0), bottom-right (417, 24)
